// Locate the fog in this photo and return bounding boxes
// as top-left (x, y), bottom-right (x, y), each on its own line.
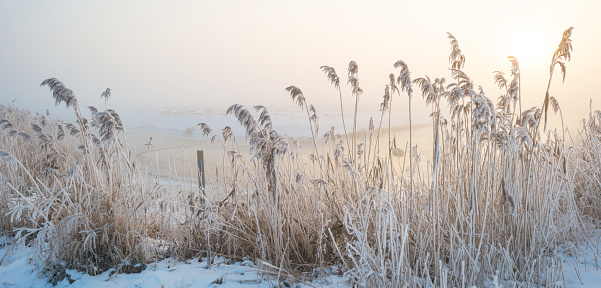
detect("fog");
top-left (1, 0), bottom-right (599, 132)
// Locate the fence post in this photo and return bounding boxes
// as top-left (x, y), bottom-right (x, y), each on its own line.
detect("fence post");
top-left (197, 150), bottom-right (205, 197)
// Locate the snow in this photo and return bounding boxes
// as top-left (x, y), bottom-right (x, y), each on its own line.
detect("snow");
top-left (0, 236), bottom-right (348, 288)
top-left (562, 233), bottom-right (601, 287)
top-left (2, 233), bottom-right (601, 288)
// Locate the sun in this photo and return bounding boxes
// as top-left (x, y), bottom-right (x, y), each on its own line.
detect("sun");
top-left (508, 28), bottom-right (546, 65)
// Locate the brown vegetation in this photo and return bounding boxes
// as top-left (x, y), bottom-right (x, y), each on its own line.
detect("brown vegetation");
top-left (1, 27), bottom-right (600, 287)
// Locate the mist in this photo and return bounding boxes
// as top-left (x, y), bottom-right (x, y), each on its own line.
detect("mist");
top-left (1, 0), bottom-right (599, 132)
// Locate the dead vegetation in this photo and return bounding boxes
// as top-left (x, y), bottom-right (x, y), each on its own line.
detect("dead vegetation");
top-left (1, 27), bottom-right (600, 287)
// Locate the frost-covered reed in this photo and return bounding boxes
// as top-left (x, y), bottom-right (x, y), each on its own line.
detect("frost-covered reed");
top-left (0, 27), bottom-right (599, 287)
top-left (195, 26), bottom-right (593, 287)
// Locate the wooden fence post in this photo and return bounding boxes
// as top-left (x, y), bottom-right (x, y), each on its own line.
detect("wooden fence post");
top-left (197, 150), bottom-right (205, 196)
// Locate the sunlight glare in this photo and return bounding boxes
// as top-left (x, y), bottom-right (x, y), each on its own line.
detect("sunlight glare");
top-left (508, 28), bottom-right (546, 65)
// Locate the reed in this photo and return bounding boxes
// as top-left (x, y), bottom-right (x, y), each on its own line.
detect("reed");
top-left (0, 27), bottom-right (599, 287)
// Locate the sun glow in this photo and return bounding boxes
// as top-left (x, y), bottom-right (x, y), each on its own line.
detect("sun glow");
top-left (508, 28), bottom-right (547, 65)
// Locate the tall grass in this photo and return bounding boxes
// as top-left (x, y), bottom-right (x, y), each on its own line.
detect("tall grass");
top-left (195, 26), bottom-right (592, 287)
top-left (0, 88), bottom-right (212, 282)
top-left (0, 91), bottom-right (157, 278)
top-left (0, 27), bottom-right (599, 287)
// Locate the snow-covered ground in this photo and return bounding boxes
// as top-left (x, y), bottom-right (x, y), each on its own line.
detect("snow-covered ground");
top-left (2, 234), bottom-right (600, 288)
top-left (0, 236), bottom-right (347, 288)
top-left (561, 233), bottom-right (601, 288)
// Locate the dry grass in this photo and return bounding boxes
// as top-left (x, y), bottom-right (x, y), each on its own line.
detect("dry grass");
top-left (0, 90), bottom-right (210, 280)
top-left (0, 27), bottom-right (600, 287)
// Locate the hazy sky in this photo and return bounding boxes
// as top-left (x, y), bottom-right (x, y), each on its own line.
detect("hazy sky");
top-left (1, 0), bottom-right (600, 129)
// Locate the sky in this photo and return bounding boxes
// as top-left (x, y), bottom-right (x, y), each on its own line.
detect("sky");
top-left (1, 0), bottom-right (600, 130)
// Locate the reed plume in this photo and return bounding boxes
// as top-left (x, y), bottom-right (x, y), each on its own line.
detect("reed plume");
top-left (320, 66), bottom-right (350, 153)
top-left (393, 60), bottom-right (413, 190)
top-left (347, 61), bottom-right (362, 165)
top-left (101, 88), bottom-right (111, 110)
top-left (285, 86), bottom-right (319, 156)
top-left (542, 27), bottom-right (574, 131)
top-left (40, 78), bottom-right (78, 109)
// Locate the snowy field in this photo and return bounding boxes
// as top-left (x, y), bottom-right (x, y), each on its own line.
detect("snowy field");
top-left (1, 234), bottom-right (600, 288)
top-left (0, 236), bottom-right (347, 288)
